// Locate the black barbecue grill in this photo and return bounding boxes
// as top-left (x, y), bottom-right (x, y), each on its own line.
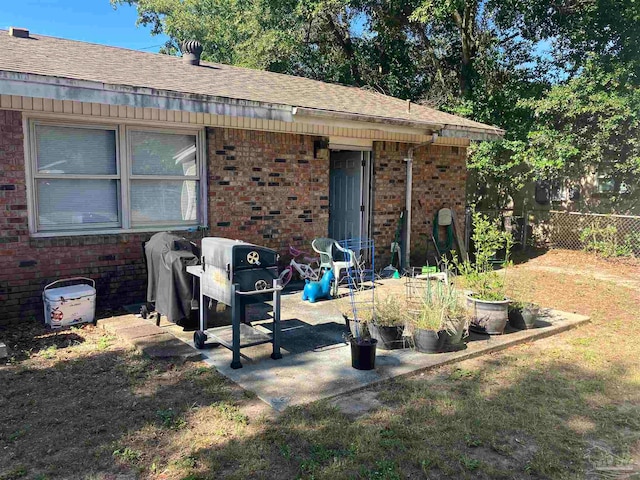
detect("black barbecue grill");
top-left (191, 237), bottom-right (283, 369)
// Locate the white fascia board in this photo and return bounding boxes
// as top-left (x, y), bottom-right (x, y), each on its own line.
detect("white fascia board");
top-left (294, 111), bottom-right (435, 137)
top-left (0, 70), bottom-right (294, 121)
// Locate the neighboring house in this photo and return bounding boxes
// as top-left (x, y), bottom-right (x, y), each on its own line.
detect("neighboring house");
top-left (0, 28), bottom-right (503, 324)
top-left (471, 171), bottom-right (638, 216)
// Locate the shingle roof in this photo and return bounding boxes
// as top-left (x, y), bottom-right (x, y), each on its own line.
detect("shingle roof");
top-left (0, 31), bottom-right (504, 136)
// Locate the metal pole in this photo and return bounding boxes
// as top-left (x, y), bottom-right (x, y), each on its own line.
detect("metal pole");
top-left (404, 156), bottom-right (413, 271)
top-left (271, 279), bottom-right (282, 360)
top-left (230, 283), bottom-right (242, 369)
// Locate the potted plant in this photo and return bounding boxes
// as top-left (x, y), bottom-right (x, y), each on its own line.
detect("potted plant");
top-left (346, 318), bottom-right (378, 370)
top-left (368, 296), bottom-right (407, 350)
top-left (454, 210), bottom-right (514, 335)
top-left (508, 300), bottom-right (540, 330)
top-left (409, 279), bottom-right (469, 353)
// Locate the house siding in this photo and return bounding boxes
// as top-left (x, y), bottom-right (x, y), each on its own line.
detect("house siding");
top-left (0, 109), bottom-right (467, 325)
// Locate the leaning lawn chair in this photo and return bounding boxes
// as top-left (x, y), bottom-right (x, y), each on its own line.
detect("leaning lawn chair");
top-left (311, 237), bottom-right (356, 296)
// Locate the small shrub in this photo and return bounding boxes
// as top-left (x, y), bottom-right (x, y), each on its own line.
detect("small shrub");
top-left (454, 210), bottom-right (513, 301)
top-left (374, 295), bottom-right (408, 327)
top-left (411, 280), bottom-right (469, 334)
top-left (579, 222), bottom-right (639, 258)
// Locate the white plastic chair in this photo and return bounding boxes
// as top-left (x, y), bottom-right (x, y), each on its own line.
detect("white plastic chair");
top-left (311, 238), bottom-right (356, 296)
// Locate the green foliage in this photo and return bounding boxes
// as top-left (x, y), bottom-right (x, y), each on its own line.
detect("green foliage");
top-left (411, 278), bottom-right (468, 333)
top-left (373, 295), bottom-right (407, 327)
top-left (156, 408), bottom-right (187, 429)
top-left (115, 0), bottom-right (640, 211)
top-left (454, 210), bottom-right (513, 301)
top-left (112, 447), bottom-right (142, 464)
top-left (579, 222), bottom-right (639, 258)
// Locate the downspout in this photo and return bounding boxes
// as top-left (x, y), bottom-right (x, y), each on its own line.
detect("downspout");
top-left (403, 132), bottom-right (439, 270)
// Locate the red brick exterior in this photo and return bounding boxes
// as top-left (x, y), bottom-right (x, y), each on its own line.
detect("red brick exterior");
top-left (372, 141), bottom-right (467, 265)
top-left (205, 128), bottom-right (330, 252)
top-left (0, 110), bottom-right (466, 325)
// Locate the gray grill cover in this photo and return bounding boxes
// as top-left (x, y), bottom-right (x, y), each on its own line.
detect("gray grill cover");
top-left (145, 232), bottom-right (199, 324)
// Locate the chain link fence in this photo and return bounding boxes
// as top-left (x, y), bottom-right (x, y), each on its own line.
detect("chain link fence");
top-left (468, 209), bottom-right (640, 257)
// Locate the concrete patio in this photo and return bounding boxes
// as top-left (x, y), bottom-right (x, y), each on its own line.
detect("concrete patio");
top-left (101, 278), bottom-right (590, 412)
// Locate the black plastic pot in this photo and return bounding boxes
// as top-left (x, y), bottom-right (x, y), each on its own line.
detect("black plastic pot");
top-left (350, 337), bottom-right (377, 370)
top-left (368, 324), bottom-right (405, 350)
top-left (508, 304), bottom-right (539, 330)
top-left (413, 329), bottom-right (444, 353)
top-left (438, 330), bottom-right (466, 352)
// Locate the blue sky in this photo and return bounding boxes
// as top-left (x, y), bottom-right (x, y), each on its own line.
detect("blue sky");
top-left (1, 0), bottom-right (168, 52)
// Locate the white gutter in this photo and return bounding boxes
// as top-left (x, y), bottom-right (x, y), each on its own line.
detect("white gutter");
top-left (404, 133), bottom-right (439, 269)
top-left (0, 70), bottom-right (294, 121)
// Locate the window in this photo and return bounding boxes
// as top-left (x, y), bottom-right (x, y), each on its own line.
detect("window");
top-left (28, 121), bottom-right (204, 234)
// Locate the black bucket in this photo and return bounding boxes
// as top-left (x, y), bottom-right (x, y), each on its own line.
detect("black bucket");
top-left (350, 337), bottom-right (378, 370)
top-left (414, 329), bottom-right (445, 353)
top-left (368, 324), bottom-right (405, 350)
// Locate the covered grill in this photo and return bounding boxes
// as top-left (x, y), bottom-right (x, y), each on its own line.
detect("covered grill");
top-left (190, 238), bottom-right (283, 369)
top-left (200, 237), bottom-right (279, 306)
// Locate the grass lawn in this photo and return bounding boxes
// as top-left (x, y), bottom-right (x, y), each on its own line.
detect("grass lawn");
top-left (1, 250), bottom-right (639, 479)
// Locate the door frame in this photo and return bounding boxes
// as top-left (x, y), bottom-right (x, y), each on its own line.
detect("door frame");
top-left (328, 149), bottom-right (373, 241)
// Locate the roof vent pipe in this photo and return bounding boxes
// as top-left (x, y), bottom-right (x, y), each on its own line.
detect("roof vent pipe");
top-left (181, 40), bottom-right (203, 66)
top-left (9, 27), bottom-right (30, 38)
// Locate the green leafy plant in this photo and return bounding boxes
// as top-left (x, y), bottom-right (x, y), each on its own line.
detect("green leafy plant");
top-left (373, 295), bottom-right (408, 327)
top-left (580, 222), bottom-right (639, 258)
top-left (112, 447), bottom-right (142, 464)
top-left (454, 210), bottom-right (514, 301)
top-left (411, 279), bottom-right (469, 334)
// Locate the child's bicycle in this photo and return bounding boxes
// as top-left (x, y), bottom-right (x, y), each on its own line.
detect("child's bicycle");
top-left (278, 245), bottom-right (321, 286)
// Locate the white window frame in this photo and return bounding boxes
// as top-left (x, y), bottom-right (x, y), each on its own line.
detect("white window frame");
top-left (25, 116), bottom-right (207, 237)
top-left (29, 120), bottom-right (122, 231)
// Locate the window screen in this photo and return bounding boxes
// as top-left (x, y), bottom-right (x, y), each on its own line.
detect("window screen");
top-left (30, 122), bottom-right (202, 233)
top-left (33, 124), bottom-right (120, 231)
top-left (36, 125), bottom-right (117, 175)
top-left (37, 179), bottom-right (119, 227)
top-left (130, 180), bottom-right (198, 223)
top-left (130, 131), bottom-right (197, 176)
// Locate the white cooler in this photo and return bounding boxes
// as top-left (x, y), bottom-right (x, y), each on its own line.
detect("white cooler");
top-left (43, 277), bottom-right (96, 328)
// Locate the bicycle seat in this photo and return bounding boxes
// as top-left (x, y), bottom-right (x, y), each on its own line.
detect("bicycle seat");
top-left (289, 245), bottom-right (304, 257)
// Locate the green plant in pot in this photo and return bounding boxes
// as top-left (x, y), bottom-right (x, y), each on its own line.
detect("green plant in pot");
top-left (409, 279), bottom-right (469, 353)
top-left (454, 210), bottom-right (514, 335)
top-left (340, 303), bottom-right (378, 370)
top-left (508, 300), bottom-right (540, 330)
top-left (369, 296), bottom-right (408, 350)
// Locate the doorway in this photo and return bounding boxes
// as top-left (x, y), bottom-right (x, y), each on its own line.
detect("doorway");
top-left (328, 150), bottom-right (372, 241)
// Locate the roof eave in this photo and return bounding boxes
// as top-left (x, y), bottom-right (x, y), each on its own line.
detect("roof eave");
top-left (0, 70), bottom-right (295, 121)
top-left (294, 106), bottom-right (505, 141)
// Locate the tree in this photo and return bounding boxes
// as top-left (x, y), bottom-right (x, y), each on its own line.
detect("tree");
top-left (521, 61), bottom-right (640, 213)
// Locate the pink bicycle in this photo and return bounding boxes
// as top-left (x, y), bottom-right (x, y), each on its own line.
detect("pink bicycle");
top-left (278, 245), bottom-right (321, 286)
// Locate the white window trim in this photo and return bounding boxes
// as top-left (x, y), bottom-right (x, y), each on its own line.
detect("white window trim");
top-left (24, 116), bottom-right (208, 237)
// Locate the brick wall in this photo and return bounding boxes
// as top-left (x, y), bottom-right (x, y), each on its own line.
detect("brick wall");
top-left (372, 141), bottom-right (467, 266)
top-left (0, 109), bottom-right (466, 325)
top-left (0, 111), bottom-right (171, 324)
top-left (206, 128), bottom-right (330, 254)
